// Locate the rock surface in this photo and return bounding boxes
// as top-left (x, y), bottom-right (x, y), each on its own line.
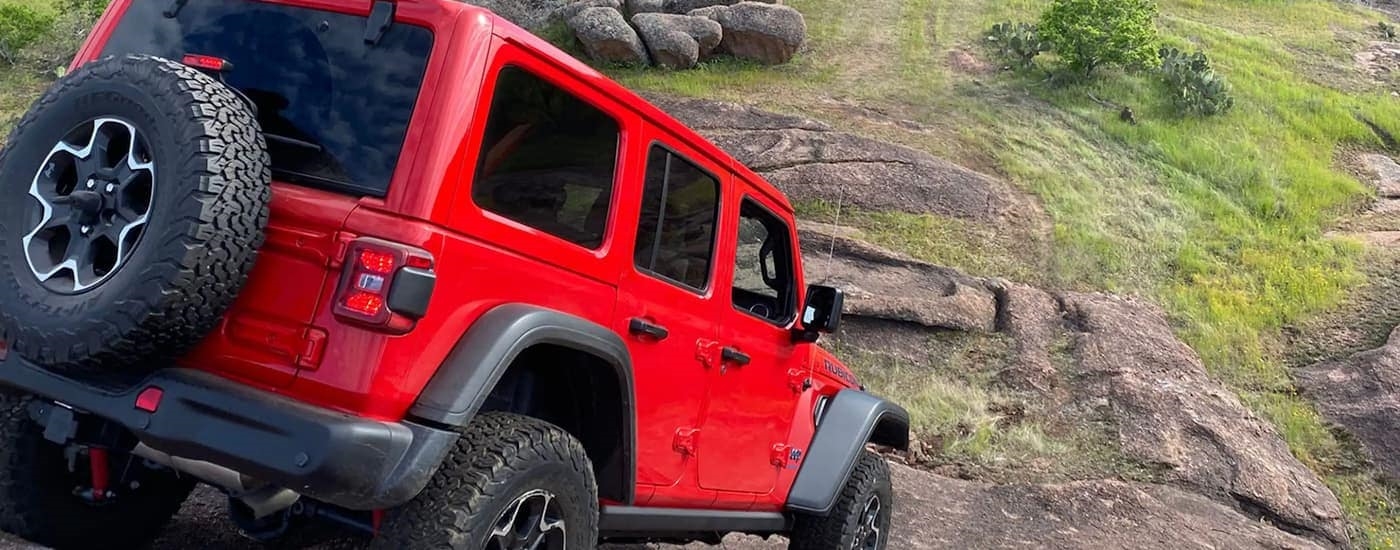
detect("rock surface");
top-left (463, 0), bottom-right (567, 30)
top-left (54, 465), bottom-right (1316, 550)
top-left (989, 280), bottom-right (1062, 392)
top-left (568, 7), bottom-right (651, 65)
top-left (800, 221), bottom-right (998, 332)
top-left (1299, 326), bottom-right (1400, 481)
top-left (632, 13), bottom-right (723, 69)
top-left (610, 463), bottom-right (1325, 550)
top-left (689, 2), bottom-right (806, 64)
top-left (651, 95), bottom-right (1039, 223)
top-left (1063, 293), bottom-right (1349, 545)
top-left (1361, 153), bottom-right (1400, 198)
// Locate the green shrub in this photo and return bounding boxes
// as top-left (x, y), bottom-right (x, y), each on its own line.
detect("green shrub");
top-left (986, 22), bottom-right (1049, 70)
top-left (1381, 21), bottom-right (1397, 41)
top-left (1038, 0), bottom-right (1160, 77)
top-left (1159, 47), bottom-right (1235, 116)
top-left (0, 3), bottom-right (56, 65)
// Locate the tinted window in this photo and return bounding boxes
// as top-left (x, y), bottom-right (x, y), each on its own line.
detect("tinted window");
top-left (103, 0), bottom-right (434, 196)
top-left (732, 200), bottom-right (796, 324)
top-left (472, 67), bottom-right (620, 249)
top-left (634, 147), bottom-right (720, 290)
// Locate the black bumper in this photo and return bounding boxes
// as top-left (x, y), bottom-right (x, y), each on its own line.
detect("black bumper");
top-left (0, 353), bottom-right (457, 510)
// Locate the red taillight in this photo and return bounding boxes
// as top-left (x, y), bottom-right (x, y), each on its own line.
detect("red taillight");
top-left (358, 249), bottom-right (396, 274)
top-left (344, 291), bottom-right (386, 317)
top-left (181, 54), bottom-right (233, 72)
top-left (135, 387), bottom-right (163, 412)
top-left (333, 238), bottom-right (436, 333)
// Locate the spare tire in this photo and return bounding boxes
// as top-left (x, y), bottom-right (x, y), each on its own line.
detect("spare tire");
top-left (0, 55), bottom-right (271, 374)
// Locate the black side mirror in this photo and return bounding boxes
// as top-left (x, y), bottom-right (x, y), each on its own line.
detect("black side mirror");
top-left (795, 285), bottom-right (844, 342)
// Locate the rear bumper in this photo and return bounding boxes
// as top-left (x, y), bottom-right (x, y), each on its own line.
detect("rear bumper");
top-left (0, 353), bottom-right (457, 510)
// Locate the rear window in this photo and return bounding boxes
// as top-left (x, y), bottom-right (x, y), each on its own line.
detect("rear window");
top-left (472, 66), bottom-right (621, 249)
top-left (101, 0), bottom-right (434, 196)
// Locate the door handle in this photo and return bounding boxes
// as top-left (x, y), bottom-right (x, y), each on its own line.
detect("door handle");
top-left (721, 347), bottom-right (750, 367)
top-left (628, 318), bottom-right (670, 340)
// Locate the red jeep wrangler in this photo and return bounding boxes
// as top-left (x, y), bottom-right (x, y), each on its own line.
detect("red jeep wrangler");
top-left (0, 1), bottom-right (909, 548)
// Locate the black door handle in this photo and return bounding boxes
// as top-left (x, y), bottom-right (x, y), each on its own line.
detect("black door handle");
top-left (721, 347), bottom-right (750, 366)
top-left (628, 318), bottom-right (669, 340)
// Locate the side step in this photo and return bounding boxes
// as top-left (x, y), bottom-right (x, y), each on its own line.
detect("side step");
top-left (599, 505), bottom-right (789, 537)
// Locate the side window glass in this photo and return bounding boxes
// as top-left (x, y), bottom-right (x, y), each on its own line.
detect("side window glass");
top-left (634, 146), bottom-right (720, 291)
top-left (472, 66), bottom-right (620, 249)
top-left (732, 199), bottom-right (796, 324)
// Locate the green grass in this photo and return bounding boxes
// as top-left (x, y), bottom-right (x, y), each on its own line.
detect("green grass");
top-left (600, 0), bottom-right (1400, 544)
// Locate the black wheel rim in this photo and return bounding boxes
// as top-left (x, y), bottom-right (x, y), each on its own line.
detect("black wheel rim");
top-left (851, 494), bottom-right (882, 550)
top-left (487, 489), bottom-right (567, 550)
top-left (22, 117), bottom-right (155, 294)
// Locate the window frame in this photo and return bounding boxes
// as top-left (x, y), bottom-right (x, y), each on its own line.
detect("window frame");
top-left (631, 141), bottom-right (723, 295)
top-left (468, 62), bottom-right (624, 251)
top-left (729, 196), bottom-right (799, 327)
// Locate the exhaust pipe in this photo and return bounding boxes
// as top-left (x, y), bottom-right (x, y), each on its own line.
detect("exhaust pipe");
top-left (131, 443), bottom-right (299, 518)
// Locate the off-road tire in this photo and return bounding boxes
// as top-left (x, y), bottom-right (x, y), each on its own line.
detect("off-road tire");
top-left (789, 451), bottom-right (893, 550)
top-left (0, 390), bottom-right (195, 549)
top-left (0, 54), bottom-right (270, 374)
top-left (372, 412), bottom-right (599, 550)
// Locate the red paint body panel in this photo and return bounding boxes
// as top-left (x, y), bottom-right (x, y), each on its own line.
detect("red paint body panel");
top-left (77, 0), bottom-right (842, 511)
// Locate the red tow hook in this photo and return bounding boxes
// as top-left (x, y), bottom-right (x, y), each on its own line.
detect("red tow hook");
top-left (372, 509), bottom-right (384, 536)
top-left (88, 447), bottom-right (110, 502)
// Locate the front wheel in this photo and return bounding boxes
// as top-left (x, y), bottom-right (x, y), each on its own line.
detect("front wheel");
top-left (372, 412), bottom-right (599, 550)
top-left (789, 451), bottom-right (893, 550)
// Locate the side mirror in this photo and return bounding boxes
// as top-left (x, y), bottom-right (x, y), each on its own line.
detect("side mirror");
top-left (795, 285), bottom-right (844, 342)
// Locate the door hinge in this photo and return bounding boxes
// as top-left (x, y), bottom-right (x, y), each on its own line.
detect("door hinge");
top-left (673, 428), bottom-right (699, 456)
top-left (770, 443), bottom-right (792, 467)
top-left (694, 339), bottom-right (720, 369)
top-left (787, 368), bottom-right (811, 393)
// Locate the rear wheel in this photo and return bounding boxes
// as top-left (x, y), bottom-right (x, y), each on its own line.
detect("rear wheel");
top-left (372, 412), bottom-right (598, 550)
top-left (0, 391), bottom-right (195, 549)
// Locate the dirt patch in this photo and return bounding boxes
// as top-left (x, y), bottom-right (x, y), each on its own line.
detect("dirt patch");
top-left (1356, 41), bottom-right (1400, 87)
top-left (948, 47), bottom-right (994, 75)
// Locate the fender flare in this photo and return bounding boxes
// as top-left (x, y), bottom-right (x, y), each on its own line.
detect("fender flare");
top-left (786, 389), bottom-right (909, 515)
top-left (408, 304), bottom-right (637, 497)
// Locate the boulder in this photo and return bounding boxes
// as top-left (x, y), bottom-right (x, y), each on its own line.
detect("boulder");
top-left (689, 2), bottom-right (806, 65)
top-left (1299, 325), bottom-right (1400, 481)
top-left (627, 0), bottom-right (666, 14)
top-left (463, 0), bottom-right (566, 30)
top-left (559, 0), bottom-right (623, 23)
top-left (1063, 293), bottom-right (1348, 545)
top-left (607, 464), bottom-right (1326, 550)
top-left (568, 7), bottom-right (650, 66)
top-left (632, 13), bottom-right (723, 69)
top-left (649, 96), bottom-right (1039, 223)
top-left (799, 221), bottom-right (997, 332)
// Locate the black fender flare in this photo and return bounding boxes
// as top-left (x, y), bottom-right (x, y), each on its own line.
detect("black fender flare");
top-left (786, 389), bottom-right (909, 515)
top-left (408, 304), bottom-right (637, 496)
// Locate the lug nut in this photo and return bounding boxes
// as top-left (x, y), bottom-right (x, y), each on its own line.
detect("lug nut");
top-left (86, 180), bottom-right (95, 189)
top-left (80, 226), bottom-right (90, 234)
top-left (105, 183), bottom-right (114, 193)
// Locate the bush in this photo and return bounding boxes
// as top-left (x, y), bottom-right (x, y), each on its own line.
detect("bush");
top-left (0, 3), bottom-right (56, 65)
top-left (1381, 21), bottom-right (1397, 41)
top-left (986, 22), bottom-right (1049, 70)
top-left (1159, 47), bottom-right (1235, 116)
top-left (1038, 0), bottom-right (1160, 77)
